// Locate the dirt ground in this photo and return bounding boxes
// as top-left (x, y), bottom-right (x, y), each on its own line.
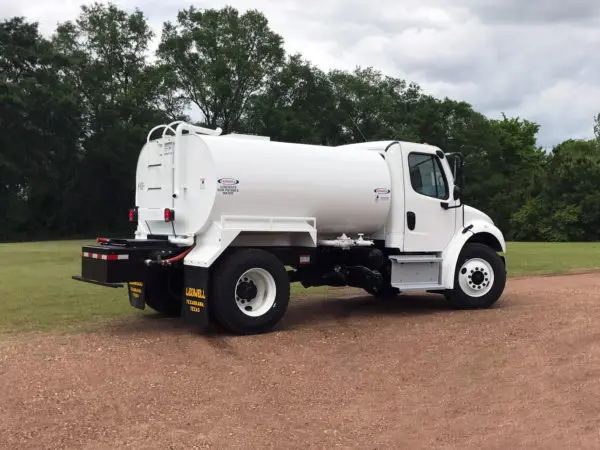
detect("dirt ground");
top-left (2, 273), bottom-right (600, 449)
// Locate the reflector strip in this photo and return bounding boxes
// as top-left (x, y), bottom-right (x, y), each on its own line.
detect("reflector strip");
top-left (82, 252), bottom-right (129, 261)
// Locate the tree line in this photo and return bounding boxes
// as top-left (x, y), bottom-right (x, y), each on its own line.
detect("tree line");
top-left (1, 2), bottom-right (599, 242)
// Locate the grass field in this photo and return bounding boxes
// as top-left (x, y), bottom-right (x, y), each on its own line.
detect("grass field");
top-left (0, 239), bottom-right (599, 333)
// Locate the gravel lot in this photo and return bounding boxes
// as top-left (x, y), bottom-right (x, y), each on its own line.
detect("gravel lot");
top-left (2, 272), bottom-right (600, 449)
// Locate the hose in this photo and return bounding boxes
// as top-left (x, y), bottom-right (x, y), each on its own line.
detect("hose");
top-left (163, 245), bottom-right (195, 264)
top-left (144, 245), bottom-right (196, 267)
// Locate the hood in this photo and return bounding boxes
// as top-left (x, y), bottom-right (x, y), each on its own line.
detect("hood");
top-left (463, 204), bottom-right (494, 225)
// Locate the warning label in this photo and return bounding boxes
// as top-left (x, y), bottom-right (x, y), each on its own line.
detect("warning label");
top-left (217, 178), bottom-right (239, 195)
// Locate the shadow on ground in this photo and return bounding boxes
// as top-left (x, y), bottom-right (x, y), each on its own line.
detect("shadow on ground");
top-left (100, 291), bottom-right (478, 337)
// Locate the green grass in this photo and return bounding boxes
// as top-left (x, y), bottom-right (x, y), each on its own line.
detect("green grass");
top-left (1, 240), bottom-right (599, 333)
top-left (0, 240), bottom-right (134, 333)
top-left (0, 239), bottom-right (327, 333)
top-left (505, 242), bottom-right (600, 276)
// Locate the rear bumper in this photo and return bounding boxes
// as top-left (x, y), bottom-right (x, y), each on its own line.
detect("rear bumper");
top-left (73, 237), bottom-right (209, 327)
top-left (78, 238), bottom-right (178, 284)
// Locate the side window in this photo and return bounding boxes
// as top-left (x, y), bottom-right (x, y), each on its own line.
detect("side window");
top-left (408, 153), bottom-right (449, 199)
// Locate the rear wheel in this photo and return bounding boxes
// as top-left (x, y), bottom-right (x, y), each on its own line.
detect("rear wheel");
top-left (210, 249), bottom-right (290, 335)
top-left (145, 296), bottom-right (181, 317)
top-left (446, 243), bottom-right (506, 309)
top-left (144, 268), bottom-right (183, 317)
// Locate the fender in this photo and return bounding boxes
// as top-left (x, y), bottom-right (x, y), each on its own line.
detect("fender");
top-left (441, 220), bottom-right (506, 289)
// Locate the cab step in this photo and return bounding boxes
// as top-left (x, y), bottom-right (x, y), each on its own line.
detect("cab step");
top-left (389, 254), bottom-right (444, 291)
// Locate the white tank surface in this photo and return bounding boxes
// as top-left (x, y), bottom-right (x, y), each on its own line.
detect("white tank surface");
top-left (135, 131), bottom-right (392, 239)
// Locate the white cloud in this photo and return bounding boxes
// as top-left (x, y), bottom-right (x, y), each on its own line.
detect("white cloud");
top-left (2, 0), bottom-right (599, 148)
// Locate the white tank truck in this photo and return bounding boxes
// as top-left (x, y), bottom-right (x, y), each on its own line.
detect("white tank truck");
top-left (73, 121), bottom-right (507, 335)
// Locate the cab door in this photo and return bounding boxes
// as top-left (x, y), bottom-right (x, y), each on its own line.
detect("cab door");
top-left (402, 149), bottom-right (457, 252)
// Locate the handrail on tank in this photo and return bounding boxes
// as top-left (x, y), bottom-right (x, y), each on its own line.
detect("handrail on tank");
top-left (146, 121), bottom-right (223, 142)
top-left (146, 125), bottom-right (170, 142)
top-left (176, 121), bottom-right (223, 137)
top-left (162, 121), bottom-right (186, 139)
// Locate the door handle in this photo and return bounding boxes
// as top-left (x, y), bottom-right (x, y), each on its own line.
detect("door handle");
top-left (407, 211), bottom-right (416, 230)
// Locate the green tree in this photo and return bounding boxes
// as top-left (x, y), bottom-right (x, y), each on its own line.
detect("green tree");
top-left (327, 67), bottom-right (423, 144)
top-left (51, 2), bottom-right (170, 234)
top-left (157, 6), bottom-right (285, 133)
top-left (0, 17), bottom-right (83, 239)
top-left (482, 115), bottom-right (545, 236)
top-left (1, 4), bottom-right (599, 243)
top-left (241, 53), bottom-right (336, 144)
top-left (510, 143), bottom-right (600, 241)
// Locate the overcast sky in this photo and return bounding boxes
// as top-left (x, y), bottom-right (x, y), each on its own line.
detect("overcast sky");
top-left (3, 0), bottom-right (600, 148)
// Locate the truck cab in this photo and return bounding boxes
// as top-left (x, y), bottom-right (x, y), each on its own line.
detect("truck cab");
top-left (333, 140), bottom-right (505, 300)
top-left (338, 140), bottom-right (463, 252)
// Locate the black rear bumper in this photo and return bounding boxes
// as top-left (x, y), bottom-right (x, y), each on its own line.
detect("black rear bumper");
top-left (73, 237), bottom-right (209, 327)
top-left (77, 238), bottom-right (178, 284)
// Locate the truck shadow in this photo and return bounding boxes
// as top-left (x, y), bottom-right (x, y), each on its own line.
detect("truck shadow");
top-left (105, 292), bottom-right (502, 337)
top-left (280, 292), bottom-right (456, 330)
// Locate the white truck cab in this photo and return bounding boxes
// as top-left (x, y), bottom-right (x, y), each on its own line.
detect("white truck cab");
top-left (73, 121), bottom-right (507, 335)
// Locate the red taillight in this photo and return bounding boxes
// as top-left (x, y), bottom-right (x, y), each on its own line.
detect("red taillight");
top-left (128, 207), bottom-right (137, 222)
top-left (164, 208), bottom-right (174, 222)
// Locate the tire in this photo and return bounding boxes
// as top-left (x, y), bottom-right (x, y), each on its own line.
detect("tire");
top-left (209, 248), bottom-right (290, 335)
top-left (446, 243), bottom-right (506, 309)
top-left (144, 269), bottom-right (182, 317)
top-left (145, 296), bottom-right (181, 317)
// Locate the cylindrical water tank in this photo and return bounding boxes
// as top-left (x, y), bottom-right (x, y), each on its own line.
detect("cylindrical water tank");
top-left (136, 133), bottom-right (392, 238)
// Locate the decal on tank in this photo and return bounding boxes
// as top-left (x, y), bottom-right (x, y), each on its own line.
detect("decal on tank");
top-left (217, 178), bottom-right (239, 195)
top-left (374, 188), bottom-right (390, 194)
top-left (218, 178), bottom-right (239, 185)
top-left (374, 187), bottom-right (391, 202)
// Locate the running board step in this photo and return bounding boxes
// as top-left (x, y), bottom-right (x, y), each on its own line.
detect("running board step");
top-left (389, 255), bottom-right (444, 291)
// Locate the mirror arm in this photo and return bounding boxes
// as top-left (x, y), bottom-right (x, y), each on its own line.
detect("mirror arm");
top-left (440, 200), bottom-right (463, 210)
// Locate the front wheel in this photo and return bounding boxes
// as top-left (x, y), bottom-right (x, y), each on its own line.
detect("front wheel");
top-left (210, 249), bottom-right (291, 335)
top-left (445, 243), bottom-right (506, 309)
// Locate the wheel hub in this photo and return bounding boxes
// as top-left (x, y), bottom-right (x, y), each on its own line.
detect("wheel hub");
top-left (471, 271), bottom-right (485, 285)
top-left (458, 258), bottom-right (494, 297)
top-left (234, 268), bottom-right (277, 317)
top-left (236, 280), bottom-right (258, 300)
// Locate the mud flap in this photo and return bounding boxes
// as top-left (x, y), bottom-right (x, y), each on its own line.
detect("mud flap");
top-left (182, 265), bottom-right (209, 327)
top-left (127, 281), bottom-right (146, 310)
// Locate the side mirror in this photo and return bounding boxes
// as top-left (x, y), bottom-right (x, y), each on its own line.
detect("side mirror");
top-left (441, 186), bottom-right (463, 210)
top-left (453, 185), bottom-right (461, 201)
